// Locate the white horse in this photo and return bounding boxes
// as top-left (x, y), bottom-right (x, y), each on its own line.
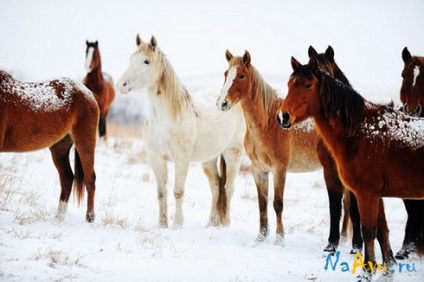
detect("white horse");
top-left (117, 35), bottom-right (246, 228)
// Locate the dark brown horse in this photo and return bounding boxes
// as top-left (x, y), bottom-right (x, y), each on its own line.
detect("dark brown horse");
top-left (397, 46), bottom-right (424, 260)
top-left (278, 57), bottom-right (424, 278)
top-left (308, 46), bottom-right (362, 255)
top-left (0, 70), bottom-right (99, 222)
top-left (83, 40), bottom-right (115, 137)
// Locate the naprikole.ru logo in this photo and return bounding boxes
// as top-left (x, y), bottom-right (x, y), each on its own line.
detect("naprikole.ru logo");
top-left (324, 251), bottom-right (417, 274)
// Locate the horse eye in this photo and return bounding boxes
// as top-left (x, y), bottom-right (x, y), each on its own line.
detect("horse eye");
top-left (304, 83), bottom-right (312, 89)
top-left (144, 59), bottom-right (150, 65)
top-left (239, 74), bottom-right (245, 79)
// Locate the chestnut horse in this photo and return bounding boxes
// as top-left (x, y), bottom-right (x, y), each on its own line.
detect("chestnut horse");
top-left (117, 35), bottom-right (245, 228)
top-left (0, 70), bottom-right (99, 222)
top-left (397, 46), bottom-right (424, 260)
top-left (217, 50), bottom-right (322, 242)
top-left (83, 40), bottom-right (115, 137)
top-left (308, 46), bottom-right (362, 254)
top-left (278, 57), bottom-right (424, 278)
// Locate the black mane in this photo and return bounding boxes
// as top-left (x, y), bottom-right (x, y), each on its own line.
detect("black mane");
top-left (319, 71), bottom-right (365, 135)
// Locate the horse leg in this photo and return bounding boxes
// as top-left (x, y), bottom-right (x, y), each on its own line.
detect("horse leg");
top-left (355, 192), bottom-right (380, 277)
top-left (396, 200), bottom-right (420, 259)
top-left (252, 166), bottom-right (269, 241)
top-left (98, 114), bottom-right (106, 138)
top-left (376, 198), bottom-right (396, 272)
top-left (173, 157), bottom-right (190, 228)
top-left (72, 125), bottom-right (97, 222)
top-left (318, 142), bottom-right (344, 254)
top-left (323, 170), bottom-right (344, 254)
top-left (220, 146), bottom-right (243, 226)
top-left (273, 169), bottom-right (286, 242)
top-left (349, 192), bottom-right (363, 254)
top-left (49, 135), bottom-right (74, 222)
top-left (202, 158), bottom-right (220, 227)
top-left (148, 154), bottom-right (168, 227)
top-left (341, 189), bottom-right (350, 240)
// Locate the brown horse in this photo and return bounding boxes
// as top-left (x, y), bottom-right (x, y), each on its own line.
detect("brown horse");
top-left (400, 47), bottom-right (424, 116)
top-left (217, 50), bottom-right (322, 242)
top-left (83, 40), bottom-right (115, 137)
top-left (397, 46), bottom-right (424, 260)
top-left (0, 70), bottom-right (99, 222)
top-left (308, 46), bottom-right (362, 255)
top-left (278, 57), bottom-right (424, 278)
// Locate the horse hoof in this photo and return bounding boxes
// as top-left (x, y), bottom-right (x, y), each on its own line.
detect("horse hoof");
top-left (256, 230), bottom-right (269, 242)
top-left (86, 210), bottom-right (95, 223)
top-left (323, 243), bottom-right (337, 255)
top-left (350, 245), bottom-right (363, 255)
top-left (274, 233), bottom-right (284, 246)
top-left (356, 272), bottom-right (372, 282)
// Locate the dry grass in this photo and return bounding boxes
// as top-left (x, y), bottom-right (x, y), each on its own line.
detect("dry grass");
top-left (107, 123), bottom-right (143, 138)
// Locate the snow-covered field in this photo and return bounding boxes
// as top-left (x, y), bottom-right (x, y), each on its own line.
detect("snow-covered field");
top-left (1, 0), bottom-right (424, 281)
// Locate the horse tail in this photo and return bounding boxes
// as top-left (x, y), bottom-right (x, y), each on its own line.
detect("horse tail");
top-left (73, 149), bottom-right (85, 206)
top-left (217, 155), bottom-right (227, 222)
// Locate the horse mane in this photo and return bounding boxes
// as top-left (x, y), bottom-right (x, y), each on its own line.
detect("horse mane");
top-left (229, 57), bottom-right (277, 117)
top-left (319, 70), bottom-right (365, 135)
top-left (0, 70), bottom-right (16, 84)
top-left (140, 44), bottom-right (192, 118)
top-left (315, 53), bottom-right (351, 86)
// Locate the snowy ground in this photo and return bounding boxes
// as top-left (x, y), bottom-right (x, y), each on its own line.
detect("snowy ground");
top-left (0, 138), bottom-right (423, 282)
top-left (1, 0), bottom-right (424, 281)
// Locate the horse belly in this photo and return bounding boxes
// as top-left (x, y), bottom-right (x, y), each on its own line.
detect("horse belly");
top-left (1, 115), bottom-right (72, 152)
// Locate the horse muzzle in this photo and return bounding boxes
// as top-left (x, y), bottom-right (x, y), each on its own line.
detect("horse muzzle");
top-left (403, 104), bottom-right (422, 117)
top-left (277, 111), bottom-right (292, 129)
top-left (217, 98), bottom-right (231, 112)
top-left (117, 79), bottom-right (133, 94)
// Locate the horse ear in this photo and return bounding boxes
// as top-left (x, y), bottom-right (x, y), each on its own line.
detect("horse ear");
top-left (136, 33), bottom-right (143, 46)
top-left (86, 40), bottom-right (89, 46)
top-left (243, 50), bottom-right (251, 67)
top-left (94, 41), bottom-right (98, 47)
top-left (225, 50), bottom-right (233, 62)
top-left (150, 36), bottom-right (158, 51)
top-left (308, 46), bottom-right (318, 58)
top-left (325, 46), bottom-right (335, 61)
top-left (291, 57), bottom-right (301, 71)
top-left (309, 56), bottom-right (319, 74)
top-left (402, 47), bottom-right (412, 63)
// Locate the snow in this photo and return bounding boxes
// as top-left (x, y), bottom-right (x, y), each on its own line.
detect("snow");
top-left (361, 102), bottom-right (424, 150)
top-left (1, 0), bottom-right (424, 281)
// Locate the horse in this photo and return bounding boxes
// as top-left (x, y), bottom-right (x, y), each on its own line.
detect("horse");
top-left (0, 70), bottom-right (99, 222)
top-left (83, 40), bottom-right (115, 138)
top-left (217, 50), bottom-right (322, 242)
top-left (278, 56), bottom-right (424, 278)
top-left (400, 47), bottom-right (424, 117)
top-left (396, 46), bottom-right (424, 260)
top-left (308, 46), bottom-right (363, 254)
top-left (116, 35), bottom-right (245, 228)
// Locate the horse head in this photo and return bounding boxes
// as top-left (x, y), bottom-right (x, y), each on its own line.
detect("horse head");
top-left (85, 40), bottom-right (100, 72)
top-left (277, 57), bottom-right (321, 129)
top-left (217, 50), bottom-right (252, 111)
top-left (117, 34), bottom-right (161, 94)
top-left (400, 47), bottom-right (424, 117)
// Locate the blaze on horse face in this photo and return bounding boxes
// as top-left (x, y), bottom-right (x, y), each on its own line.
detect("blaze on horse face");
top-left (400, 47), bottom-right (424, 117)
top-left (216, 50), bottom-right (252, 111)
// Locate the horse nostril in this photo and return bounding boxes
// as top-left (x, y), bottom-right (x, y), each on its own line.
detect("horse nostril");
top-left (123, 81), bottom-right (127, 87)
top-left (222, 99), bottom-right (228, 108)
top-left (282, 112), bottom-right (290, 123)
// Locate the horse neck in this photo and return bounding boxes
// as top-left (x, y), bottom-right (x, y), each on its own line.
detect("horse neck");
top-left (146, 60), bottom-right (192, 121)
top-left (241, 69), bottom-right (277, 128)
top-left (86, 52), bottom-right (104, 85)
